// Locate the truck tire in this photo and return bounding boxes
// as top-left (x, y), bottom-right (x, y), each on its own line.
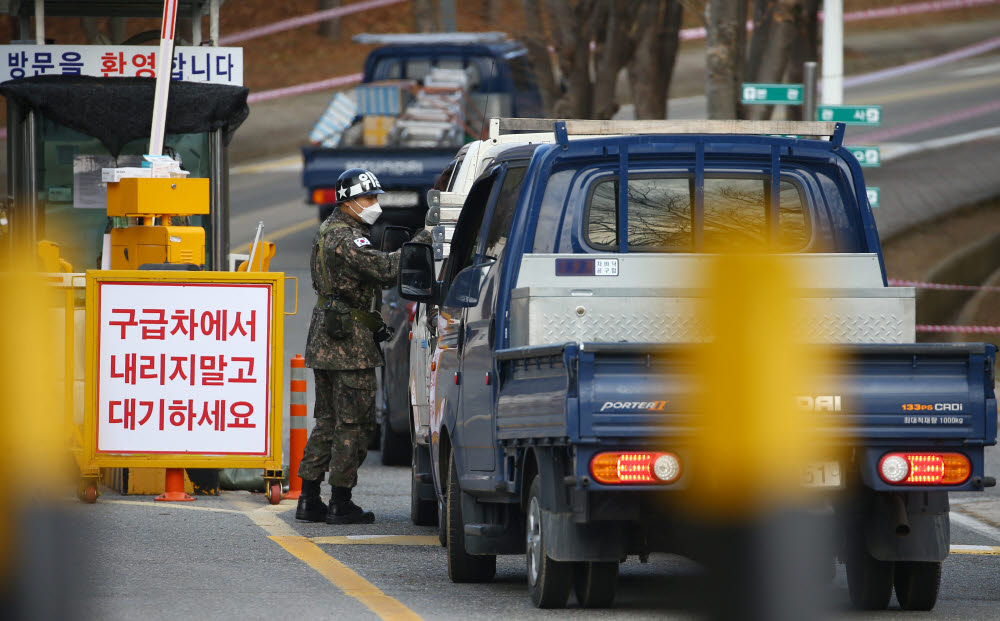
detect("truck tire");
top-left (846, 540), bottom-right (894, 610)
top-left (411, 444), bottom-right (438, 526)
top-left (380, 411), bottom-right (410, 466)
top-left (526, 475), bottom-right (573, 608)
top-left (446, 449), bottom-right (496, 582)
top-left (573, 561), bottom-right (618, 608)
top-left (894, 561), bottom-right (941, 611)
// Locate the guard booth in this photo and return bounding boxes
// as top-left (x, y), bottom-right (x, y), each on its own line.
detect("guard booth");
top-left (0, 1), bottom-right (289, 501)
top-left (2, 0), bottom-right (234, 272)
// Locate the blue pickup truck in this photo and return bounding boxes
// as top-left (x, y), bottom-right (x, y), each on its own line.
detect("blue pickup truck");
top-left (398, 119), bottom-right (998, 610)
top-left (302, 32), bottom-right (543, 223)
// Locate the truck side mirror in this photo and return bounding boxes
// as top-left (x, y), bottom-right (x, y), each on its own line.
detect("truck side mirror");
top-left (398, 242), bottom-right (436, 302)
top-left (380, 225), bottom-right (410, 253)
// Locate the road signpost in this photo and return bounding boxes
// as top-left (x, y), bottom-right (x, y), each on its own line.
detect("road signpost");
top-left (848, 146), bottom-right (881, 167)
top-left (817, 105), bottom-right (881, 125)
top-left (741, 83), bottom-right (804, 106)
top-left (867, 187), bottom-right (880, 208)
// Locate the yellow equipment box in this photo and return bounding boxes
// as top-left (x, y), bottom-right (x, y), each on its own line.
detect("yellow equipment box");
top-left (110, 225), bottom-right (205, 269)
top-left (106, 177), bottom-right (209, 217)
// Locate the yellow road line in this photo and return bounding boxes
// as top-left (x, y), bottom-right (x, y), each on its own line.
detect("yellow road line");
top-left (850, 75), bottom-right (1000, 105)
top-left (267, 218), bottom-right (317, 243)
top-left (312, 535), bottom-right (440, 546)
top-left (233, 499), bottom-right (422, 620)
top-left (950, 544), bottom-right (1000, 555)
top-left (271, 535), bottom-right (422, 621)
top-left (231, 155), bottom-right (302, 176)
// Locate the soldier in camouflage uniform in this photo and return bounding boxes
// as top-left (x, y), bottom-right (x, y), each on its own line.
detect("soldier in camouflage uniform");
top-left (296, 168), bottom-right (432, 524)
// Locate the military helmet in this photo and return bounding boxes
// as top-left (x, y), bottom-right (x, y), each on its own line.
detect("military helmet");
top-left (335, 168), bottom-right (385, 204)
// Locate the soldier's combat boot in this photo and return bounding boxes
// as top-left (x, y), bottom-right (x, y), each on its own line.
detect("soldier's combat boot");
top-left (327, 486), bottom-right (375, 524)
top-left (295, 479), bottom-right (327, 522)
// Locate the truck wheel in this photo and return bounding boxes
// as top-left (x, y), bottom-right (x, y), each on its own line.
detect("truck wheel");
top-left (411, 444), bottom-right (438, 526)
top-left (446, 449), bottom-right (496, 582)
top-left (574, 561), bottom-right (618, 608)
top-left (846, 540), bottom-right (894, 610)
top-left (380, 412), bottom-right (410, 466)
top-left (894, 561), bottom-right (941, 611)
top-left (526, 475), bottom-right (573, 608)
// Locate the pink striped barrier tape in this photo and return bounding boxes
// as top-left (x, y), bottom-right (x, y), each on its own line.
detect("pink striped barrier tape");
top-left (247, 72), bottom-right (363, 103)
top-left (220, 0), bottom-right (408, 45)
top-left (916, 324), bottom-right (1000, 333)
top-left (889, 278), bottom-right (1000, 292)
top-left (843, 34), bottom-right (1000, 89)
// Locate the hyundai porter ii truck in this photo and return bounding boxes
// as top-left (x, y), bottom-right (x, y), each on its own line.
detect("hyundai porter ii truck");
top-left (397, 119), bottom-right (997, 611)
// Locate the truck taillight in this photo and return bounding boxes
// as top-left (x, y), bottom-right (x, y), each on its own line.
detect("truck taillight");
top-left (590, 452), bottom-right (681, 485)
top-left (878, 452), bottom-right (970, 485)
top-left (312, 188), bottom-right (338, 205)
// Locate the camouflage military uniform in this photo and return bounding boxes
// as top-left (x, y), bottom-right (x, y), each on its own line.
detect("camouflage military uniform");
top-left (299, 208), bottom-right (430, 487)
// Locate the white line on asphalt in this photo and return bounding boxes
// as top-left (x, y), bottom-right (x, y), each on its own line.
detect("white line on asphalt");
top-left (880, 125), bottom-right (1000, 162)
top-left (953, 61), bottom-right (1000, 77)
top-left (950, 510), bottom-right (1000, 543)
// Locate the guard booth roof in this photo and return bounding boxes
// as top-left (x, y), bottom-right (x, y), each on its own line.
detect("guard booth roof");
top-left (0, 75), bottom-right (249, 157)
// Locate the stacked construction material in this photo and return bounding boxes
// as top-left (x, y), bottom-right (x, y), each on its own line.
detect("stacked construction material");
top-left (308, 92), bottom-right (358, 148)
top-left (390, 66), bottom-right (475, 148)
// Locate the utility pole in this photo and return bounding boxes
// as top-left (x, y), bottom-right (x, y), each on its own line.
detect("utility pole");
top-left (440, 0), bottom-right (456, 32)
top-left (821, 0), bottom-right (843, 105)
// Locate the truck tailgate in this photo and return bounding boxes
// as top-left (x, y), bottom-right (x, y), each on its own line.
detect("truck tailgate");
top-left (496, 342), bottom-right (997, 447)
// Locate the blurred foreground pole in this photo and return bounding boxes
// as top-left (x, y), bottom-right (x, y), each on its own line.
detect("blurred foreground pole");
top-left (1, 266), bottom-right (80, 620)
top-left (684, 252), bottom-right (841, 620)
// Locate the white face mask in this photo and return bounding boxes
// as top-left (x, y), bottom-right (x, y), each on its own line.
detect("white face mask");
top-left (351, 199), bottom-right (382, 225)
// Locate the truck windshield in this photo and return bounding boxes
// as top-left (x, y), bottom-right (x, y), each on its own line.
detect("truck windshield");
top-left (372, 56), bottom-right (485, 90)
top-left (585, 175), bottom-right (808, 252)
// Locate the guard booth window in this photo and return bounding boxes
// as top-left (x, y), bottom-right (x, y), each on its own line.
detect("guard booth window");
top-left (586, 176), bottom-right (808, 252)
top-left (38, 120), bottom-right (210, 270)
top-left (35, 118), bottom-right (210, 271)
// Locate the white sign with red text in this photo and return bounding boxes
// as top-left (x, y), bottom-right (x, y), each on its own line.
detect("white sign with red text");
top-left (97, 282), bottom-right (271, 455)
top-left (0, 45), bottom-right (243, 84)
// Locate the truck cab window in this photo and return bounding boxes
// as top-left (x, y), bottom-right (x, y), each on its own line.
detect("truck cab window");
top-left (586, 175), bottom-right (808, 252)
top-left (482, 166), bottom-right (527, 260)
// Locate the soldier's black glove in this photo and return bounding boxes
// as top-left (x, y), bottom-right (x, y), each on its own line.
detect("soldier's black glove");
top-left (373, 324), bottom-right (395, 344)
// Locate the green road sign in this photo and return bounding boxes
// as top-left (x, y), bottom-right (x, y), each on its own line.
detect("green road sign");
top-left (741, 83), bottom-right (804, 105)
top-left (866, 187), bottom-right (880, 208)
top-left (848, 146), bottom-right (881, 167)
top-left (817, 105), bottom-right (881, 125)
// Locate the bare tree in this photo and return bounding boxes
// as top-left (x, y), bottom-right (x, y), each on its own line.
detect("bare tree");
top-left (413, 0), bottom-right (439, 33)
top-left (745, 0), bottom-right (804, 120)
top-left (704, 0), bottom-right (747, 119)
top-left (318, 0), bottom-right (341, 41)
top-left (521, 0), bottom-right (683, 120)
top-left (628, 0), bottom-right (683, 119)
